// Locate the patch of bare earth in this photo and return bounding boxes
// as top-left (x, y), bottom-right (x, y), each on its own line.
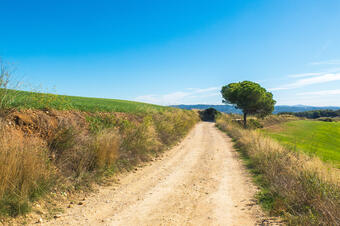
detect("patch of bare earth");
top-left (28, 122), bottom-right (281, 225)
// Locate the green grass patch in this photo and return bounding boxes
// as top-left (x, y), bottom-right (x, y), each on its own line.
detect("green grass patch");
top-left (5, 89), bottom-right (168, 113)
top-left (263, 120), bottom-right (340, 168)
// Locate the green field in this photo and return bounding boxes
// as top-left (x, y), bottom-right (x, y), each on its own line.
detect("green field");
top-left (4, 89), bottom-right (168, 113)
top-left (263, 120), bottom-right (340, 168)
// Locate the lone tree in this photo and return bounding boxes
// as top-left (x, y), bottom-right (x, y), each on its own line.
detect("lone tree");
top-left (221, 81), bottom-right (276, 127)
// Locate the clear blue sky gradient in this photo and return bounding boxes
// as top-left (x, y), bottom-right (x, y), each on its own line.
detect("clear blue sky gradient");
top-left (1, 0), bottom-right (340, 106)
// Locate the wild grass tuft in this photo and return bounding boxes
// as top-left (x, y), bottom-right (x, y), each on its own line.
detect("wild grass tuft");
top-left (0, 121), bottom-right (53, 216)
top-left (92, 129), bottom-right (120, 169)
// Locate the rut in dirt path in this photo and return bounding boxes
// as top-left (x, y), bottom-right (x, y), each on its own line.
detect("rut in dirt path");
top-left (43, 122), bottom-right (278, 226)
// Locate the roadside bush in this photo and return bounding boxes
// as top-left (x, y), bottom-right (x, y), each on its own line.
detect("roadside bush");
top-left (48, 125), bottom-right (97, 177)
top-left (92, 129), bottom-right (120, 169)
top-left (48, 126), bottom-right (77, 161)
top-left (216, 114), bottom-right (340, 225)
top-left (199, 108), bottom-right (221, 121)
top-left (247, 118), bottom-right (263, 129)
top-left (318, 117), bottom-right (333, 122)
top-left (118, 116), bottom-right (161, 163)
top-left (86, 114), bottom-right (117, 134)
top-left (154, 110), bottom-right (199, 145)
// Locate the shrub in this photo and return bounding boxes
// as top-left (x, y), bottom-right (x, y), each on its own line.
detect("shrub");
top-left (118, 115), bottom-right (162, 163)
top-left (318, 117), bottom-right (333, 122)
top-left (153, 110), bottom-right (199, 145)
top-left (48, 126), bottom-right (77, 161)
top-left (247, 118), bottom-right (263, 129)
top-left (48, 125), bottom-right (97, 177)
top-left (199, 108), bottom-right (221, 121)
top-left (86, 114), bottom-right (117, 134)
top-left (91, 129), bottom-right (120, 169)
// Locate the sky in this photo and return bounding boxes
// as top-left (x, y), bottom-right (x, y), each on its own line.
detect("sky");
top-left (1, 0), bottom-right (340, 106)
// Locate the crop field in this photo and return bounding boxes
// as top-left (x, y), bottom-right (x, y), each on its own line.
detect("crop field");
top-left (4, 89), bottom-right (168, 113)
top-left (263, 120), bottom-right (340, 168)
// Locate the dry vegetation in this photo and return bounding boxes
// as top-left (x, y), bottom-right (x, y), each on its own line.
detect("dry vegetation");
top-left (257, 114), bottom-right (299, 128)
top-left (0, 60), bottom-right (199, 219)
top-left (216, 114), bottom-right (340, 225)
top-left (0, 109), bottom-right (199, 218)
top-left (0, 123), bottom-right (52, 217)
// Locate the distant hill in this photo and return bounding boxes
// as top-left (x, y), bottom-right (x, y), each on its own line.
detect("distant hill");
top-left (170, 104), bottom-right (340, 114)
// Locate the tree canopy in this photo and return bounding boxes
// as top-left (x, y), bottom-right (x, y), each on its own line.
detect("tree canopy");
top-left (221, 81), bottom-right (276, 126)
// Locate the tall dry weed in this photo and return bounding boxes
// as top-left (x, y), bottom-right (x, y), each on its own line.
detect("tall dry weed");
top-left (92, 129), bottom-right (120, 169)
top-left (118, 115), bottom-right (162, 163)
top-left (48, 125), bottom-right (96, 177)
top-left (0, 121), bottom-right (52, 216)
top-left (258, 114), bottom-right (299, 127)
top-left (153, 110), bottom-right (199, 145)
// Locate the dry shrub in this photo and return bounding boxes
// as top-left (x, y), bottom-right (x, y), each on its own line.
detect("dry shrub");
top-left (114, 110), bottom-right (198, 168)
top-left (153, 110), bottom-right (199, 145)
top-left (0, 121), bottom-right (52, 216)
top-left (216, 114), bottom-right (340, 225)
top-left (48, 123), bottom-right (120, 177)
top-left (92, 129), bottom-right (120, 169)
top-left (258, 114), bottom-right (299, 128)
top-left (153, 111), bottom-right (176, 145)
top-left (119, 115), bottom-right (162, 163)
top-left (48, 125), bottom-right (96, 177)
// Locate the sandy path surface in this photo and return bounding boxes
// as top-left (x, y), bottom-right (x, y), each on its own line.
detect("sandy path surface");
top-left (42, 122), bottom-right (277, 226)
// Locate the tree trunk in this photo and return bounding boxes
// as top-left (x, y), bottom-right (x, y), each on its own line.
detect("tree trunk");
top-left (243, 112), bottom-right (247, 128)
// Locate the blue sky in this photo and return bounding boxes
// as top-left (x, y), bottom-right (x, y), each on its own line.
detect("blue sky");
top-left (1, 0), bottom-right (340, 106)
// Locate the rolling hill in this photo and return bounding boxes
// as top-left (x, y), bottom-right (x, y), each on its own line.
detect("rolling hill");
top-left (171, 104), bottom-right (340, 114)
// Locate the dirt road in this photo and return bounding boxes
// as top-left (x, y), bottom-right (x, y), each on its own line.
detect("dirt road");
top-left (43, 122), bottom-right (274, 226)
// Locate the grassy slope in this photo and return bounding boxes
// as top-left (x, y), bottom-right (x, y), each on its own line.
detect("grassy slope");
top-left (7, 89), bottom-right (167, 113)
top-left (64, 96), bottom-right (166, 113)
top-left (263, 120), bottom-right (340, 168)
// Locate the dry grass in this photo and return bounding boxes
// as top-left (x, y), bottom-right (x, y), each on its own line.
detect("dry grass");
top-left (0, 108), bottom-right (199, 218)
top-left (216, 114), bottom-right (340, 225)
top-left (258, 114), bottom-right (299, 128)
top-left (153, 110), bottom-right (199, 145)
top-left (0, 121), bottom-right (53, 216)
top-left (92, 129), bottom-right (120, 169)
top-left (48, 125), bottom-right (95, 178)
